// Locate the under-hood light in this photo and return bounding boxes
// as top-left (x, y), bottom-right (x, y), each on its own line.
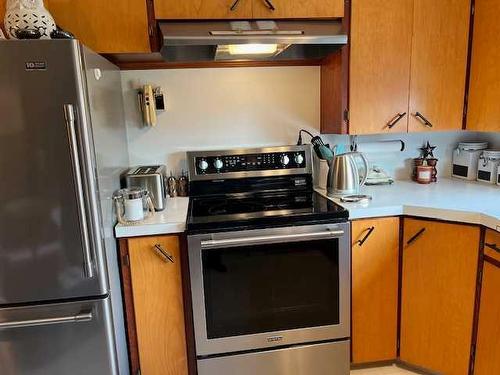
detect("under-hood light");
top-left (227, 43), bottom-right (278, 55)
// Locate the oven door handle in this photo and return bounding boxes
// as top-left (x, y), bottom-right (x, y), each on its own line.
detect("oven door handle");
top-left (200, 230), bottom-right (345, 249)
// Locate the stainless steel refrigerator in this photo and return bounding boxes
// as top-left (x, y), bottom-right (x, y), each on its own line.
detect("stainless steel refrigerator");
top-left (0, 40), bottom-right (130, 375)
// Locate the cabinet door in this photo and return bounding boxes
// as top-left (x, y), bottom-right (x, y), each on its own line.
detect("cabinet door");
top-left (45, 0), bottom-right (151, 53)
top-left (349, 0), bottom-right (413, 134)
top-left (484, 229), bottom-right (500, 262)
top-left (154, 0), bottom-right (252, 19)
top-left (128, 235), bottom-right (188, 375)
top-left (474, 260), bottom-right (500, 375)
top-left (252, 0), bottom-right (344, 19)
top-left (408, 0), bottom-right (471, 132)
top-left (467, 0), bottom-right (500, 131)
top-left (352, 217), bottom-right (399, 364)
top-left (0, 0), bottom-right (5, 34)
top-left (401, 218), bottom-right (479, 375)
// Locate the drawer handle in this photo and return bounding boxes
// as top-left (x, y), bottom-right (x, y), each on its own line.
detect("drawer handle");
top-left (415, 112), bottom-right (433, 128)
top-left (407, 228), bottom-right (426, 246)
top-left (485, 243), bottom-right (500, 253)
top-left (387, 112), bottom-right (406, 129)
top-left (153, 244), bottom-right (174, 263)
top-left (356, 226), bottom-right (375, 247)
top-left (263, 0), bottom-right (276, 10)
top-left (230, 0), bottom-right (241, 11)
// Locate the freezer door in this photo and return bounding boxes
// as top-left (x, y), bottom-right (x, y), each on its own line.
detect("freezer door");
top-left (0, 40), bottom-right (107, 304)
top-left (0, 297), bottom-right (118, 375)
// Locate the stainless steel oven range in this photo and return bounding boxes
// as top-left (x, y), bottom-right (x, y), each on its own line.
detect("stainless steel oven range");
top-left (186, 145), bottom-right (350, 375)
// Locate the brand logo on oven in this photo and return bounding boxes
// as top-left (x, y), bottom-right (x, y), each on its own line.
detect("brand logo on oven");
top-left (25, 61), bottom-right (47, 71)
top-left (266, 335), bottom-right (284, 343)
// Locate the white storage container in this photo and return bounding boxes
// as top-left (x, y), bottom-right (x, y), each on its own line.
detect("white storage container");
top-left (477, 150), bottom-right (500, 184)
top-left (452, 142), bottom-right (488, 180)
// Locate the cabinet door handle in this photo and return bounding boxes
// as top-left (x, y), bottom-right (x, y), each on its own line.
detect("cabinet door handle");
top-left (414, 112), bottom-right (433, 128)
top-left (263, 0), bottom-right (276, 10)
top-left (356, 226), bottom-right (375, 247)
top-left (153, 244), bottom-right (174, 263)
top-left (230, 0), bottom-right (241, 11)
top-left (406, 228), bottom-right (426, 246)
top-left (485, 243), bottom-right (500, 253)
top-left (387, 112), bottom-right (406, 129)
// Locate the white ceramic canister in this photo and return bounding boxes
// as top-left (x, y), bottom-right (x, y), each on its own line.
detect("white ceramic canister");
top-left (477, 150), bottom-right (500, 184)
top-left (4, 0), bottom-right (56, 39)
top-left (452, 142), bottom-right (489, 180)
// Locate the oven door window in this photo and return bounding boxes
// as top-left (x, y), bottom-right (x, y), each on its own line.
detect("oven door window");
top-left (202, 238), bottom-right (340, 339)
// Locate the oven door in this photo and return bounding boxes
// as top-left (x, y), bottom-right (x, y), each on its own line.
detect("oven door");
top-left (188, 222), bottom-right (350, 356)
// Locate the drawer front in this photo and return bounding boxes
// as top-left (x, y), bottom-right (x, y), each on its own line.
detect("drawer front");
top-left (484, 229), bottom-right (500, 262)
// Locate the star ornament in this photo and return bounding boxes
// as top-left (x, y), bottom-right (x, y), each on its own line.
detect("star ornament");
top-left (420, 141), bottom-right (437, 159)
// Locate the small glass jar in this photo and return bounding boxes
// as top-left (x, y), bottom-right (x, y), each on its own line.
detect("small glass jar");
top-left (416, 165), bottom-right (433, 184)
top-left (113, 187), bottom-right (155, 224)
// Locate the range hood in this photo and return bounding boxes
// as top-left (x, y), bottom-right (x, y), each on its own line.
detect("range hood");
top-left (159, 20), bottom-right (347, 62)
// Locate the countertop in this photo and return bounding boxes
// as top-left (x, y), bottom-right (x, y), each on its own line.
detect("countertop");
top-left (115, 179), bottom-right (500, 239)
top-left (316, 178), bottom-right (500, 232)
top-left (114, 197), bottom-right (189, 238)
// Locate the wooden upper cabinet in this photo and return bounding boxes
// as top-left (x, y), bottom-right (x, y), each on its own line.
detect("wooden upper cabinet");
top-left (0, 0), bottom-right (5, 34)
top-left (155, 0), bottom-right (343, 19)
top-left (154, 0), bottom-right (252, 19)
top-left (349, 0), bottom-right (413, 135)
top-left (252, 0), bottom-right (344, 19)
top-left (467, 0), bottom-right (500, 132)
top-left (127, 235), bottom-right (188, 375)
top-left (474, 260), bottom-right (500, 375)
top-left (43, 0), bottom-right (150, 53)
top-left (408, 0), bottom-right (471, 132)
top-left (400, 218), bottom-right (479, 375)
top-left (351, 217), bottom-right (399, 364)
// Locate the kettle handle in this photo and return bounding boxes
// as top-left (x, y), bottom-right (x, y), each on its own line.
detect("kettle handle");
top-left (354, 152), bottom-right (370, 186)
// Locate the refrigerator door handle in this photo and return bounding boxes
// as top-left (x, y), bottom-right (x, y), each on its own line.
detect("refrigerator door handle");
top-left (64, 103), bottom-right (94, 278)
top-left (0, 311), bottom-right (93, 329)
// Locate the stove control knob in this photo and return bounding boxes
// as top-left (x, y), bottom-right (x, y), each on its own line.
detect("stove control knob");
top-left (214, 158), bottom-right (224, 170)
top-left (198, 159), bottom-right (209, 171)
top-left (280, 154), bottom-right (290, 166)
top-left (294, 153), bottom-right (304, 165)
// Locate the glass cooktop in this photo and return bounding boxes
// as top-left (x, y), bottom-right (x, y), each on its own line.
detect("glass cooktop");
top-left (187, 190), bottom-right (348, 233)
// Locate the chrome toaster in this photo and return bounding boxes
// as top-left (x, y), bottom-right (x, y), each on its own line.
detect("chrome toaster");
top-left (124, 165), bottom-right (167, 211)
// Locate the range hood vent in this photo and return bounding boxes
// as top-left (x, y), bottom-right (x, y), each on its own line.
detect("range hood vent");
top-left (159, 20), bottom-right (347, 62)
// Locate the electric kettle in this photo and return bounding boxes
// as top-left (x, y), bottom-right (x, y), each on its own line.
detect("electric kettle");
top-left (327, 151), bottom-right (369, 197)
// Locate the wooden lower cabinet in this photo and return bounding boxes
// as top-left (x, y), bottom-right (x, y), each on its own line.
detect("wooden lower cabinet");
top-left (121, 235), bottom-right (188, 375)
top-left (351, 217), bottom-right (400, 364)
top-left (483, 228), bottom-right (500, 263)
top-left (474, 259), bottom-right (500, 374)
top-left (400, 218), bottom-right (480, 375)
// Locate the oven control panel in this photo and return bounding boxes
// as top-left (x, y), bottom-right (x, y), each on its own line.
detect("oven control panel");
top-left (187, 145), bottom-right (312, 180)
